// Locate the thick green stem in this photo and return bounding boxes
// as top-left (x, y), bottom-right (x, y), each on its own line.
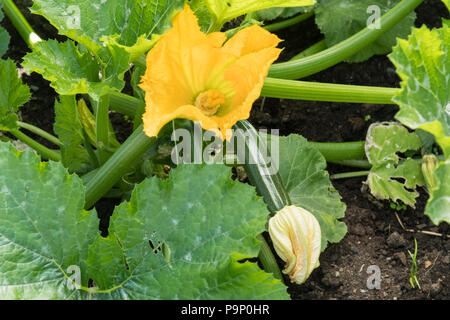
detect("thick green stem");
top-left (329, 159), bottom-right (371, 169)
top-left (263, 11), bottom-right (314, 32)
top-left (84, 125), bottom-right (155, 208)
top-left (257, 234), bottom-right (284, 281)
top-left (2, 0), bottom-right (41, 47)
top-left (309, 141), bottom-right (366, 162)
top-left (109, 91), bottom-right (144, 117)
top-left (10, 129), bottom-right (61, 161)
top-left (262, 77), bottom-right (398, 104)
top-left (268, 0), bottom-right (424, 79)
top-left (133, 99), bottom-right (146, 130)
top-left (330, 171), bottom-right (370, 180)
top-left (290, 39), bottom-right (326, 61)
top-left (16, 121), bottom-right (62, 147)
top-left (110, 80), bottom-right (397, 125)
top-left (93, 94), bottom-right (111, 164)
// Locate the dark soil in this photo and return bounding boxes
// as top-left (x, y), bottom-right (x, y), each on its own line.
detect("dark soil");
top-left (2, 0), bottom-right (449, 300)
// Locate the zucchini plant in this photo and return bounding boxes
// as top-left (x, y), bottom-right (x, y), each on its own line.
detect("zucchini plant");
top-left (0, 0), bottom-right (448, 299)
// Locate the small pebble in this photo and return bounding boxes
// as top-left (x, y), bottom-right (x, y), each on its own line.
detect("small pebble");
top-left (443, 255), bottom-right (450, 264)
top-left (394, 252), bottom-right (407, 266)
top-left (425, 260), bottom-right (432, 269)
top-left (351, 246), bottom-right (359, 254)
top-left (431, 283), bottom-right (441, 296)
top-left (386, 231), bottom-right (406, 248)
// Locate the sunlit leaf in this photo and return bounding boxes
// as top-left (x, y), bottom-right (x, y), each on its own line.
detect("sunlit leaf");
top-left (389, 24), bottom-right (450, 157)
top-left (22, 39), bottom-right (129, 100)
top-left (316, 0), bottom-right (416, 62)
top-left (86, 164), bottom-right (288, 299)
top-left (0, 59), bottom-right (31, 131)
top-left (31, 0), bottom-right (184, 60)
top-left (204, 0), bottom-right (315, 27)
top-left (364, 122), bottom-right (424, 207)
top-left (53, 96), bottom-right (91, 173)
top-left (0, 143), bottom-right (288, 299)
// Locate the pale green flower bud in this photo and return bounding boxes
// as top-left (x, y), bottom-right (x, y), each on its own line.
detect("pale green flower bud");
top-left (422, 154), bottom-right (439, 192)
top-left (268, 205), bottom-right (321, 284)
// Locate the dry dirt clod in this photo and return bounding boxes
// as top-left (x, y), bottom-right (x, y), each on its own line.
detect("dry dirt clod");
top-left (394, 252), bottom-right (407, 266)
top-left (386, 231), bottom-right (407, 248)
top-left (430, 283), bottom-right (441, 296)
top-left (351, 223), bottom-right (366, 236)
top-left (443, 255), bottom-right (450, 264)
top-left (321, 273), bottom-right (342, 288)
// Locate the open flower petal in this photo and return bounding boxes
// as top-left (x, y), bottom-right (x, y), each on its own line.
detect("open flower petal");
top-left (140, 5), bottom-right (282, 139)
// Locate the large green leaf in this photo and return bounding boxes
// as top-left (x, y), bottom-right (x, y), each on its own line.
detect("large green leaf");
top-left (425, 160), bottom-right (450, 225)
top-left (253, 6), bottom-right (312, 21)
top-left (31, 0), bottom-right (184, 60)
top-left (0, 4), bottom-right (11, 57)
top-left (22, 39), bottom-right (129, 100)
top-left (0, 59), bottom-right (31, 131)
top-left (389, 24), bottom-right (450, 157)
top-left (204, 0), bottom-right (315, 27)
top-left (86, 164), bottom-right (288, 299)
top-left (315, 0), bottom-right (416, 62)
top-left (266, 134), bottom-right (347, 251)
top-left (0, 142), bottom-right (99, 299)
top-left (364, 122), bottom-right (424, 207)
top-left (0, 143), bottom-right (287, 299)
top-left (53, 96), bottom-right (90, 173)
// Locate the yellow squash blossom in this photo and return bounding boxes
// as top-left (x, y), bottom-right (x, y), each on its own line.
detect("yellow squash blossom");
top-left (139, 5), bottom-right (282, 140)
top-left (268, 205), bottom-right (321, 284)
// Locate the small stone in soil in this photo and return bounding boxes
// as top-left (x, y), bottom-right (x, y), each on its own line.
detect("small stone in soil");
top-left (431, 283), bottom-right (441, 296)
top-left (394, 252), bottom-right (407, 266)
top-left (424, 260), bottom-right (432, 269)
top-left (321, 274), bottom-right (342, 288)
top-left (351, 246), bottom-right (359, 254)
top-left (386, 231), bottom-right (406, 248)
top-left (443, 255), bottom-right (450, 264)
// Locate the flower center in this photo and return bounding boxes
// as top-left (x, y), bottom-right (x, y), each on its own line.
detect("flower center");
top-left (195, 89), bottom-right (225, 116)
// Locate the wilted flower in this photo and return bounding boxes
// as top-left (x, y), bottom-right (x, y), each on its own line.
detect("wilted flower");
top-left (268, 205), bottom-right (321, 284)
top-left (139, 5), bottom-right (282, 140)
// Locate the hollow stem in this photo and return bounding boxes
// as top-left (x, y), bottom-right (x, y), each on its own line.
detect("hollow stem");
top-left (308, 141), bottom-right (366, 162)
top-left (84, 125), bottom-right (155, 209)
top-left (262, 77), bottom-right (398, 104)
top-left (330, 171), bottom-right (370, 180)
top-left (263, 11), bottom-right (314, 32)
top-left (16, 121), bottom-right (62, 147)
top-left (290, 39), bottom-right (326, 61)
top-left (109, 91), bottom-right (144, 117)
top-left (2, 0), bottom-right (41, 47)
top-left (10, 129), bottom-right (61, 161)
top-left (329, 159), bottom-right (372, 169)
top-left (92, 94), bottom-right (111, 164)
top-left (268, 0), bottom-right (424, 79)
top-left (257, 234), bottom-right (284, 281)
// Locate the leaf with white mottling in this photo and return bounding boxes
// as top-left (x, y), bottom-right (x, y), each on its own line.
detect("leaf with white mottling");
top-left (364, 122), bottom-right (424, 207)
